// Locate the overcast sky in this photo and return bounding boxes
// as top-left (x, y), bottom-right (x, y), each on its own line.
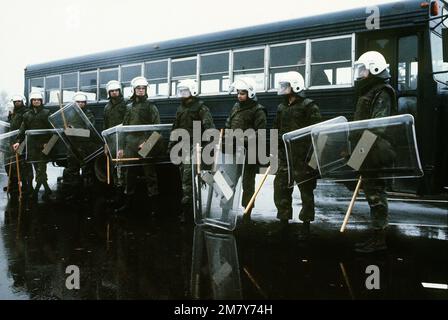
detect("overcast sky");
top-left (0, 0), bottom-right (398, 98)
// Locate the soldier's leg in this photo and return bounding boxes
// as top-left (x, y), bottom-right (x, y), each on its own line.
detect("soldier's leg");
top-left (21, 162), bottom-right (34, 197)
top-left (113, 166), bottom-right (123, 187)
top-left (7, 163), bottom-right (19, 195)
top-left (109, 166), bottom-right (125, 204)
top-left (37, 162), bottom-right (53, 195)
top-left (355, 179), bottom-right (388, 253)
top-left (143, 164), bottom-right (159, 197)
top-left (274, 163), bottom-right (293, 221)
top-left (81, 162), bottom-right (95, 187)
top-left (115, 166), bottom-right (137, 213)
top-left (32, 163), bottom-right (41, 195)
top-left (64, 153), bottom-right (81, 186)
top-left (242, 163), bottom-right (257, 208)
top-left (363, 179), bottom-right (388, 230)
top-left (180, 162), bottom-right (193, 205)
top-left (125, 166), bottom-right (137, 196)
top-left (297, 178), bottom-right (317, 222)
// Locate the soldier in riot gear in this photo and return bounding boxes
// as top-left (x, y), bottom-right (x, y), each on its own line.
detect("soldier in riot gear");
top-left (103, 80), bottom-right (127, 202)
top-left (63, 92), bottom-right (97, 200)
top-left (273, 71), bottom-right (321, 238)
top-left (115, 77), bottom-right (160, 213)
top-left (103, 80), bottom-right (127, 130)
top-left (13, 91), bottom-right (55, 201)
top-left (352, 51), bottom-right (397, 253)
top-left (225, 77), bottom-right (266, 219)
top-left (169, 79), bottom-right (215, 216)
top-left (6, 95), bottom-right (34, 199)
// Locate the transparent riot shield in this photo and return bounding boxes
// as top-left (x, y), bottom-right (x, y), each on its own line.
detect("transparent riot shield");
top-left (25, 129), bottom-right (67, 163)
top-left (193, 145), bottom-right (245, 231)
top-left (49, 103), bottom-right (103, 163)
top-left (282, 116), bottom-right (348, 187)
top-left (102, 124), bottom-right (171, 167)
top-left (0, 130), bottom-right (24, 174)
top-left (190, 226), bottom-right (242, 300)
top-left (0, 120), bottom-right (10, 135)
top-left (311, 114), bottom-right (423, 181)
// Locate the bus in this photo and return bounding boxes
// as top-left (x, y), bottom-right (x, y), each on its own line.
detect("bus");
top-left (23, 0), bottom-right (448, 195)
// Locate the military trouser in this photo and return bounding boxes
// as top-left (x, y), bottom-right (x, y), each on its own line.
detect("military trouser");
top-left (241, 163), bottom-right (258, 208)
top-left (6, 161), bottom-right (34, 196)
top-left (102, 150), bottom-right (124, 187)
top-left (274, 154), bottom-right (316, 222)
top-left (64, 152), bottom-right (94, 186)
top-left (32, 162), bottom-right (48, 184)
top-left (362, 178), bottom-right (388, 230)
top-left (125, 165), bottom-right (158, 197)
top-left (180, 162), bottom-right (193, 203)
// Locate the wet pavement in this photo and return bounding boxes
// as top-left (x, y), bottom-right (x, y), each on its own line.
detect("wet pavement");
top-left (0, 166), bottom-right (447, 300)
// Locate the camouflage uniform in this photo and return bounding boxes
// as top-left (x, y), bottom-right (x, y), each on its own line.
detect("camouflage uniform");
top-left (225, 99), bottom-right (267, 208)
top-left (170, 97), bottom-right (215, 204)
top-left (354, 79), bottom-right (397, 231)
top-left (273, 96), bottom-right (321, 222)
top-left (7, 104), bottom-right (33, 195)
top-left (17, 105), bottom-right (52, 187)
top-left (104, 96), bottom-right (127, 187)
top-left (63, 107), bottom-right (97, 188)
top-left (103, 96), bottom-right (127, 130)
top-left (122, 98), bottom-right (160, 197)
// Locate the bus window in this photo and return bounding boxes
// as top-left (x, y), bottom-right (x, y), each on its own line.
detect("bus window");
top-left (121, 64), bottom-right (142, 98)
top-left (398, 96), bottom-right (417, 115)
top-left (233, 48), bottom-right (265, 91)
top-left (398, 35), bottom-right (418, 91)
top-left (431, 29), bottom-right (448, 86)
top-left (80, 71), bottom-right (98, 101)
top-left (310, 37), bottom-right (352, 86)
top-left (62, 73), bottom-right (78, 103)
top-left (367, 38), bottom-right (394, 76)
top-left (45, 76), bottom-right (60, 104)
top-left (30, 78), bottom-right (44, 98)
top-left (99, 68), bottom-right (118, 101)
top-left (145, 60), bottom-right (168, 97)
top-left (171, 57), bottom-right (197, 96)
top-left (269, 42), bottom-right (306, 90)
top-left (200, 52), bottom-right (229, 94)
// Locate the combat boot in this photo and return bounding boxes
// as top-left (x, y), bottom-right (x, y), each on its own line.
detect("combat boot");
top-left (42, 182), bottom-right (56, 202)
top-left (355, 230), bottom-right (375, 248)
top-left (42, 190), bottom-right (56, 202)
top-left (114, 194), bottom-right (133, 214)
top-left (355, 229), bottom-right (387, 253)
top-left (298, 204), bottom-right (315, 223)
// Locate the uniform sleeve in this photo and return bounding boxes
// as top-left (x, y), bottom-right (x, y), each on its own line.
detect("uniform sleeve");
top-left (224, 105), bottom-right (235, 129)
top-left (308, 103), bottom-right (322, 125)
top-left (103, 106), bottom-right (109, 130)
top-left (254, 106), bottom-right (267, 131)
top-left (272, 105), bottom-right (282, 130)
top-left (88, 111), bottom-right (96, 127)
top-left (122, 107), bottom-right (131, 126)
top-left (151, 105), bottom-right (161, 125)
top-left (17, 117), bottom-right (27, 143)
top-left (371, 90), bottom-right (392, 119)
top-left (200, 106), bottom-right (215, 130)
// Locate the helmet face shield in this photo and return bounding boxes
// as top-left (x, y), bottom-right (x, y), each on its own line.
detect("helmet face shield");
top-left (354, 63), bottom-right (369, 80)
top-left (177, 86), bottom-right (191, 98)
top-left (277, 82), bottom-right (291, 96)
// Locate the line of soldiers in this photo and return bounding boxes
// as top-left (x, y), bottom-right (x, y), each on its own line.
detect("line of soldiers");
top-left (4, 50), bottom-right (396, 253)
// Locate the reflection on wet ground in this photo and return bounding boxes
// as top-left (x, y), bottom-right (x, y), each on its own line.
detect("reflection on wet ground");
top-left (0, 167), bottom-right (447, 300)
